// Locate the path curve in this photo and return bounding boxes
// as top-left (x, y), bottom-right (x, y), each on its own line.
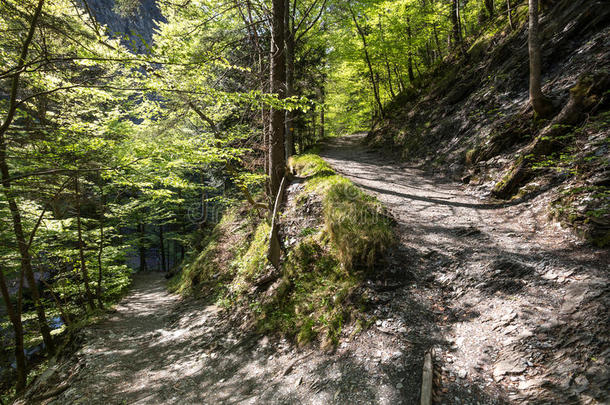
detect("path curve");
top-left (320, 134), bottom-right (609, 404)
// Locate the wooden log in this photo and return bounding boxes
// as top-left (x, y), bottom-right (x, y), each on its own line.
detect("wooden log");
top-left (421, 350), bottom-right (433, 405)
top-left (268, 176), bottom-right (287, 268)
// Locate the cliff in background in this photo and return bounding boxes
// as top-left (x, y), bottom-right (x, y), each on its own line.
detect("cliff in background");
top-left (83, 0), bottom-right (164, 51)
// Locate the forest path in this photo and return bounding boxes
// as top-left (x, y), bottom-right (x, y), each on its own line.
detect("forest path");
top-left (32, 271), bottom-right (422, 405)
top-left (319, 133), bottom-right (609, 404)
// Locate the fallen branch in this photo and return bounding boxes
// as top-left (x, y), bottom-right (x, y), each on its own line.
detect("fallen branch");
top-left (420, 351), bottom-right (433, 405)
top-left (31, 383), bottom-right (70, 401)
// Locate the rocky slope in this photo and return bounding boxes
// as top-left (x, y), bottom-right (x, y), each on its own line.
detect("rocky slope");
top-left (83, 0), bottom-right (164, 51)
top-left (368, 0), bottom-right (609, 246)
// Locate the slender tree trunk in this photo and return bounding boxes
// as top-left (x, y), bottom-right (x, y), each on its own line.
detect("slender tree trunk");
top-left (0, 268), bottom-right (26, 393)
top-left (379, 14), bottom-right (395, 99)
top-left (507, 0), bottom-right (514, 30)
top-left (384, 57), bottom-right (396, 98)
top-left (284, 0), bottom-right (296, 158)
top-left (312, 105), bottom-right (317, 141)
top-left (394, 64), bottom-right (405, 92)
top-left (528, 0), bottom-right (553, 117)
top-left (433, 23), bottom-right (442, 59)
top-left (319, 86), bottom-right (325, 139)
top-left (39, 277), bottom-right (70, 326)
top-left (159, 225), bottom-right (166, 272)
top-left (200, 172), bottom-right (207, 226)
top-left (139, 223), bottom-right (147, 272)
top-left (269, 0), bottom-right (287, 200)
top-left (350, 5), bottom-right (384, 117)
top-left (96, 189), bottom-right (105, 309)
top-left (75, 175), bottom-right (96, 311)
top-left (0, 183), bottom-right (55, 353)
top-left (451, 0), bottom-right (461, 47)
top-left (407, 16), bottom-right (415, 83)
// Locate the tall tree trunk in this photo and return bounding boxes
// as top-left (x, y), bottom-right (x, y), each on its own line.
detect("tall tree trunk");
top-left (96, 189), bottom-right (105, 309)
top-left (0, 183), bottom-right (55, 353)
top-left (75, 175), bottom-right (96, 310)
top-left (349, 5), bottom-right (384, 117)
top-left (284, 0), bottom-right (296, 158)
top-left (319, 86), bottom-right (325, 139)
top-left (407, 16), bottom-right (415, 83)
top-left (394, 64), bottom-right (405, 92)
top-left (379, 14), bottom-right (395, 98)
top-left (139, 223), bottom-right (147, 272)
top-left (159, 225), bottom-right (166, 273)
top-left (269, 0), bottom-right (287, 200)
top-left (0, 268), bottom-right (26, 393)
top-left (312, 105), bottom-right (316, 141)
top-left (433, 23), bottom-right (442, 59)
top-left (528, 0), bottom-right (553, 117)
top-left (451, 0), bottom-right (461, 47)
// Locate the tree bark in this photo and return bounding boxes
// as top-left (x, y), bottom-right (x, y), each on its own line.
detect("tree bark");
top-left (96, 188), bottom-right (105, 309)
top-left (75, 175), bottom-right (96, 310)
top-left (407, 16), bottom-right (415, 83)
top-left (350, 5), bottom-right (384, 118)
top-left (159, 225), bottom-right (166, 273)
top-left (319, 86), bottom-right (325, 139)
top-left (139, 223), bottom-right (147, 272)
top-left (0, 267), bottom-right (26, 393)
top-left (451, 0), bottom-right (461, 48)
top-left (528, 0), bottom-right (554, 117)
top-left (284, 0), bottom-right (296, 158)
top-left (269, 0), bottom-right (287, 200)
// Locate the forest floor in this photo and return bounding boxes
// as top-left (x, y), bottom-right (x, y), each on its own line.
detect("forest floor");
top-left (19, 134), bottom-right (608, 405)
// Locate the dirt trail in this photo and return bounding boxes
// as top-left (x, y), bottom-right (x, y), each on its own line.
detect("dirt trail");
top-left (25, 273), bottom-right (423, 405)
top-left (20, 135), bottom-right (608, 405)
top-left (320, 134), bottom-right (609, 404)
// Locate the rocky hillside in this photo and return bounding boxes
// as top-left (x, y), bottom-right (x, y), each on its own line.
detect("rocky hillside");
top-left (83, 0), bottom-right (164, 51)
top-left (368, 0), bottom-right (609, 246)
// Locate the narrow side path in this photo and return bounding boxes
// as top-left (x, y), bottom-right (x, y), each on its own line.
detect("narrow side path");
top-left (320, 134), bottom-right (609, 404)
top-left (22, 273), bottom-right (429, 404)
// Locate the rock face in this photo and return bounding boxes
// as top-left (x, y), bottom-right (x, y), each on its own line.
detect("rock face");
top-left (82, 0), bottom-right (164, 51)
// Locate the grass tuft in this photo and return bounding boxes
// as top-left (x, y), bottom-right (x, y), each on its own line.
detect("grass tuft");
top-left (172, 153), bottom-right (394, 349)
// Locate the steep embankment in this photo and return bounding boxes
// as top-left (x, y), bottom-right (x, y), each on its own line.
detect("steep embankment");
top-left (368, 0), bottom-right (609, 245)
